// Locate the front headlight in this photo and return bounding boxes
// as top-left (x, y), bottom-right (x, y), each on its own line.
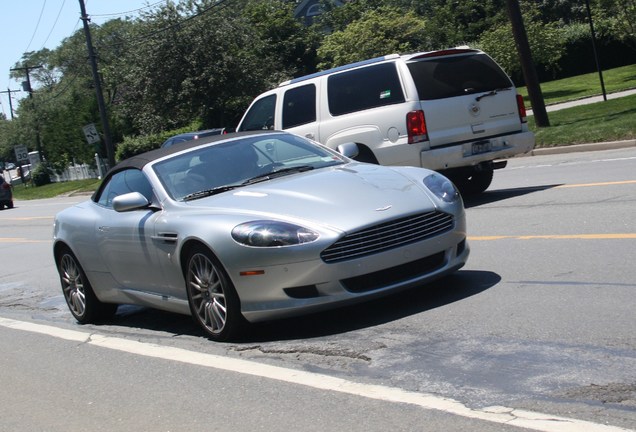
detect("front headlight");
top-left (423, 173), bottom-right (460, 203)
top-left (232, 220), bottom-right (319, 247)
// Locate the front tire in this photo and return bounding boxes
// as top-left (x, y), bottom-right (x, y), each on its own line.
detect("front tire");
top-left (185, 246), bottom-right (244, 342)
top-left (57, 249), bottom-right (117, 323)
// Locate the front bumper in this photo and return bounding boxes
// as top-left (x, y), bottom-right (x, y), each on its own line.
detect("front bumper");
top-left (230, 228), bottom-right (469, 323)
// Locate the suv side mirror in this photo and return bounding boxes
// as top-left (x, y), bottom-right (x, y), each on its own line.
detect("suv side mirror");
top-left (337, 142), bottom-right (359, 159)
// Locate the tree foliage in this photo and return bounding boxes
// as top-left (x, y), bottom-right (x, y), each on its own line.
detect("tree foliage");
top-left (317, 7), bottom-right (428, 68)
top-left (477, 4), bottom-right (567, 81)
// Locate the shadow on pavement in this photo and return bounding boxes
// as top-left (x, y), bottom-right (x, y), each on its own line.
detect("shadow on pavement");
top-left (243, 269), bottom-right (501, 342)
top-left (102, 270), bottom-right (501, 343)
top-left (463, 184), bottom-right (562, 208)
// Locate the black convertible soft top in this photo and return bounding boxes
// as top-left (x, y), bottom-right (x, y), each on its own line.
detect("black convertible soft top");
top-left (92, 130), bottom-right (284, 201)
top-left (112, 130), bottom-right (281, 171)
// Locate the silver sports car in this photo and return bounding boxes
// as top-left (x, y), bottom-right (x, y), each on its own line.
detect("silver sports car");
top-left (53, 131), bottom-right (469, 341)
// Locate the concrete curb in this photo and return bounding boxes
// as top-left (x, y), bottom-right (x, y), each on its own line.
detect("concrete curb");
top-left (527, 139), bottom-right (636, 156)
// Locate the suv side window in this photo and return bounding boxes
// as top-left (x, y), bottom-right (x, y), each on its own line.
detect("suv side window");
top-left (327, 62), bottom-right (405, 116)
top-left (407, 53), bottom-right (513, 100)
top-left (282, 84), bottom-right (316, 129)
top-left (238, 94), bottom-right (276, 131)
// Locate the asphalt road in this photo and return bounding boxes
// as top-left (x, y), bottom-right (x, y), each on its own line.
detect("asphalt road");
top-left (0, 147), bottom-right (635, 431)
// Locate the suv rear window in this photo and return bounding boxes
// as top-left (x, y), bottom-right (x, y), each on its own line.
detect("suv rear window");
top-left (407, 53), bottom-right (512, 100)
top-left (328, 62), bottom-right (405, 116)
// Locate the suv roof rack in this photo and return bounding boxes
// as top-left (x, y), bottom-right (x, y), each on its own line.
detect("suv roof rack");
top-left (280, 53), bottom-right (401, 87)
top-left (406, 48), bottom-right (479, 61)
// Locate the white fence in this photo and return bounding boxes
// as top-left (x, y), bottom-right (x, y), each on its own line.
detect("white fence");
top-left (4, 154), bottom-right (109, 185)
top-left (51, 154), bottom-right (109, 183)
top-left (51, 163), bottom-right (101, 182)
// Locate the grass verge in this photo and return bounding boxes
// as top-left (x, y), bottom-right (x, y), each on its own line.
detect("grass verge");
top-left (11, 178), bottom-right (101, 200)
top-left (529, 94), bottom-right (636, 147)
top-left (518, 64), bottom-right (636, 106)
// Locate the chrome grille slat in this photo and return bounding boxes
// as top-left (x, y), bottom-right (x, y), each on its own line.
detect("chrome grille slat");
top-left (321, 211), bottom-right (454, 263)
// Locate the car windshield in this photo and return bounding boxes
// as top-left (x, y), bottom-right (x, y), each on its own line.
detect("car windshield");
top-left (153, 133), bottom-right (346, 201)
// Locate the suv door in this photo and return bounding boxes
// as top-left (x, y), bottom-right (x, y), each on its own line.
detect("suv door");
top-left (281, 83), bottom-right (320, 141)
top-left (238, 94), bottom-right (276, 131)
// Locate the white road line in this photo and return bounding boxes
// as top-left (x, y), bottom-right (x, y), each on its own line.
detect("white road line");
top-left (0, 316), bottom-right (632, 432)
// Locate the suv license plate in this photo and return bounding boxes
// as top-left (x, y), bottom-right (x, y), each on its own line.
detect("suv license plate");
top-left (472, 141), bottom-right (491, 155)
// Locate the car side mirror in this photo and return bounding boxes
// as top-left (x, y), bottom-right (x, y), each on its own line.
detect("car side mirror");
top-left (337, 142), bottom-right (359, 159)
top-left (112, 192), bottom-right (151, 212)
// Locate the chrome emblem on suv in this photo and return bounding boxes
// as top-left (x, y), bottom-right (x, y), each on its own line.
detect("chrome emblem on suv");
top-left (469, 103), bottom-right (481, 116)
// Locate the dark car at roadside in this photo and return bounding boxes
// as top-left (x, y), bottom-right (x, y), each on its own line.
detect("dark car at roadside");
top-left (0, 174), bottom-right (13, 209)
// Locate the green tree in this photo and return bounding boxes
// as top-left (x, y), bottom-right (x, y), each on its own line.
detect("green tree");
top-left (477, 4), bottom-right (566, 82)
top-left (597, 0), bottom-right (636, 51)
top-left (317, 6), bottom-right (428, 68)
top-left (117, 0), bottom-right (303, 134)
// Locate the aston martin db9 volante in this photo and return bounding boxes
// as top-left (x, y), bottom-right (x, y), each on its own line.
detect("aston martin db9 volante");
top-left (53, 131), bottom-right (469, 341)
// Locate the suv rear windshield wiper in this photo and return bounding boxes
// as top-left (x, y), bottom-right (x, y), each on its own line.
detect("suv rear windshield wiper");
top-left (241, 165), bottom-right (315, 186)
top-left (183, 184), bottom-right (242, 201)
top-left (475, 87), bottom-right (511, 101)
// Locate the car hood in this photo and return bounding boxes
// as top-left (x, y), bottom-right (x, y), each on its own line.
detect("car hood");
top-left (184, 163), bottom-right (438, 231)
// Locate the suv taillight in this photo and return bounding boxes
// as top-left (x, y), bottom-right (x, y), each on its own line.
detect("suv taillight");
top-left (516, 94), bottom-right (527, 123)
top-left (407, 110), bottom-right (427, 144)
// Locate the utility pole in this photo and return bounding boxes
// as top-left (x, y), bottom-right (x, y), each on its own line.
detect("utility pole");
top-left (79, 0), bottom-right (116, 168)
top-left (0, 88), bottom-right (21, 119)
top-left (505, 0), bottom-right (550, 127)
top-left (10, 64), bottom-right (45, 157)
top-left (584, 0), bottom-right (607, 101)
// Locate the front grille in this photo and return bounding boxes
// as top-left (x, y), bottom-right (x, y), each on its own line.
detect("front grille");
top-left (342, 251), bottom-right (446, 293)
top-left (321, 211), bottom-right (454, 263)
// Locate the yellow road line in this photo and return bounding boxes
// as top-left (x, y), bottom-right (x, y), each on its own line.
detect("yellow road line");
top-left (0, 238), bottom-right (51, 243)
top-left (470, 234), bottom-right (636, 241)
top-left (0, 216), bottom-right (53, 221)
top-left (556, 180), bottom-right (636, 188)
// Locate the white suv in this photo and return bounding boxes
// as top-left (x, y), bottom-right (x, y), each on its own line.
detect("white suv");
top-left (237, 48), bottom-right (534, 194)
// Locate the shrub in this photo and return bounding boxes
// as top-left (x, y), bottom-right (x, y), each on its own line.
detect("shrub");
top-left (31, 163), bottom-right (52, 187)
top-left (115, 121), bottom-right (205, 161)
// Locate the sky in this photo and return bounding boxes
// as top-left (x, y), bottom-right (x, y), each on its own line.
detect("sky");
top-left (0, 1), bottom-right (163, 119)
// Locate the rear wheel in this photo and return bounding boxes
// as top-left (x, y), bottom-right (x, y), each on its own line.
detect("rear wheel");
top-left (452, 168), bottom-right (494, 196)
top-left (185, 245), bottom-right (244, 342)
top-left (57, 249), bottom-right (117, 323)
top-left (465, 168), bottom-right (494, 194)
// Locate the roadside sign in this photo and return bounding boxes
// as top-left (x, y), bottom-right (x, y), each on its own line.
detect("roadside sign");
top-left (14, 145), bottom-right (29, 162)
top-left (83, 123), bottom-right (101, 145)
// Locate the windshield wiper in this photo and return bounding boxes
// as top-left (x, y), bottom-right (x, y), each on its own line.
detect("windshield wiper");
top-left (241, 165), bottom-right (315, 185)
top-left (182, 184), bottom-right (242, 201)
top-left (475, 87), bottom-right (511, 101)
top-left (183, 166), bottom-right (316, 200)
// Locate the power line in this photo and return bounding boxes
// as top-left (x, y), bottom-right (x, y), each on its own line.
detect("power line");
top-left (24, 0), bottom-right (48, 53)
top-left (94, 0), bottom-right (235, 50)
top-left (39, 0), bottom-right (68, 50)
top-left (89, 0), bottom-right (166, 18)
